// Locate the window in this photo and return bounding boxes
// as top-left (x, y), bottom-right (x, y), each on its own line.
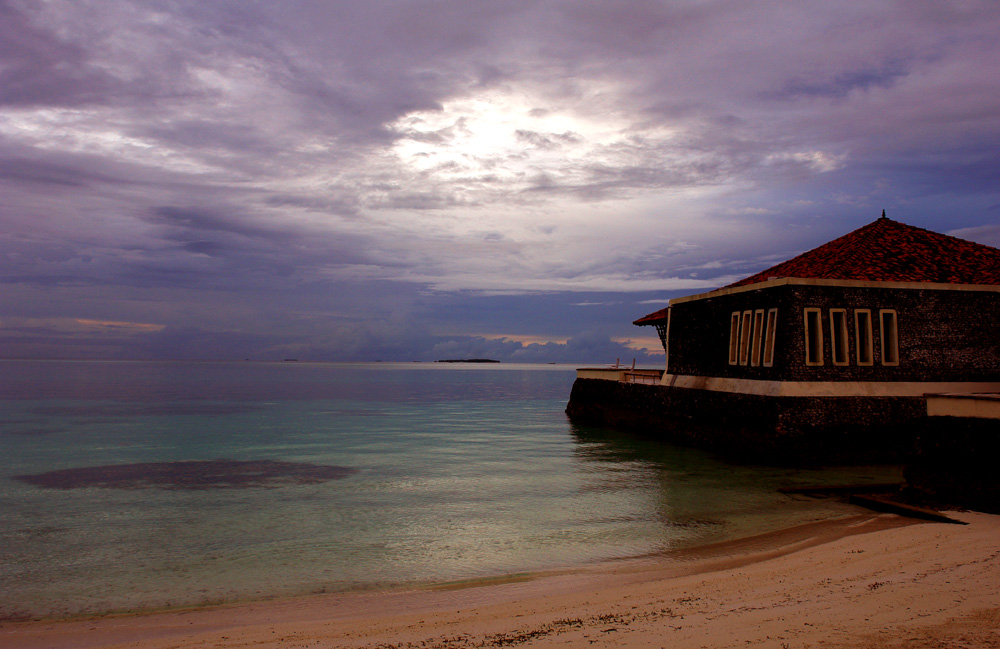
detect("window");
top-left (762, 308), bottom-right (778, 367)
top-left (855, 310), bottom-right (873, 366)
top-left (880, 309), bottom-right (899, 366)
top-left (739, 310), bottom-right (753, 365)
top-left (728, 312), bottom-right (740, 365)
top-left (750, 309), bottom-right (765, 366)
top-left (804, 308), bottom-right (823, 366)
top-left (829, 309), bottom-right (849, 366)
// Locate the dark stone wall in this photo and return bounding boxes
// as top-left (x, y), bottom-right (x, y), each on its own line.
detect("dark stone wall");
top-left (668, 284), bottom-right (795, 379)
top-left (668, 284), bottom-right (1000, 382)
top-left (904, 417), bottom-right (1000, 514)
top-left (566, 378), bottom-right (924, 464)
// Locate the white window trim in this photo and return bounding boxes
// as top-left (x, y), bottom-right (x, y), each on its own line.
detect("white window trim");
top-left (804, 308), bottom-right (824, 366)
top-left (728, 312), bottom-right (740, 365)
top-left (762, 308), bottom-right (778, 367)
top-left (750, 309), bottom-right (765, 366)
top-left (879, 309), bottom-right (899, 366)
top-left (829, 308), bottom-right (849, 366)
top-left (855, 309), bottom-right (874, 366)
top-left (739, 310), bottom-right (753, 365)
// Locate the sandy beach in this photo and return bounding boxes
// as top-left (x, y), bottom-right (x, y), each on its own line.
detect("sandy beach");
top-left (4, 509), bottom-right (998, 649)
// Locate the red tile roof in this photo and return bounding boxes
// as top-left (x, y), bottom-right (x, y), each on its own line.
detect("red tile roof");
top-left (634, 306), bottom-right (670, 326)
top-left (634, 215), bottom-right (1000, 326)
top-left (728, 215), bottom-right (1000, 288)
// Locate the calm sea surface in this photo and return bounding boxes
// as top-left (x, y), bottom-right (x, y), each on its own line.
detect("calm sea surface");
top-left (0, 360), bottom-right (900, 619)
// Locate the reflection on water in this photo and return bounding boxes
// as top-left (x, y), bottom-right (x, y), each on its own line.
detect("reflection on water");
top-left (570, 423), bottom-right (904, 548)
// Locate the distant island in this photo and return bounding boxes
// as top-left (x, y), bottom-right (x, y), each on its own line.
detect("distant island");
top-left (435, 359), bottom-right (500, 363)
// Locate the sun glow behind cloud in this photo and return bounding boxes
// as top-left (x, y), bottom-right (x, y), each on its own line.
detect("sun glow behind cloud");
top-left (389, 85), bottom-right (676, 188)
top-left (361, 84), bottom-right (746, 295)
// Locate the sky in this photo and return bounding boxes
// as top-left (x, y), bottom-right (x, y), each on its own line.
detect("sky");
top-left (2, 0), bottom-right (1000, 364)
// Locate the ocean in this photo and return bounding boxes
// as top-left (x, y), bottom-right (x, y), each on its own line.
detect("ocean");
top-left (0, 360), bottom-right (900, 620)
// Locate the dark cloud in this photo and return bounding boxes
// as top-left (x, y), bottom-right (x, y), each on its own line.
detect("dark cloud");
top-left (146, 206), bottom-right (281, 240)
top-left (774, 61), bottom-right (912, 100)
top-left (0, 156), bottom-right (90, 187)
top-left (0, 0), bottom-right (117, 107)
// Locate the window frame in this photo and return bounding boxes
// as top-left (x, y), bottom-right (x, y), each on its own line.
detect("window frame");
top-left (879, 309), bottom-right (899, 366)
top-left (739, 310), bottom-right (753, 365)
top-left (803, 308), bottom-right (824, 366)
top-left (728, 312), bottom-right (741, 365)
top-left (750, 309), bottom-right (765, 366)
top-left (855, 309), bottom-right (874, 366)
top-left (829, 308), bottom-right (849, 366)
top-left (762, 308), bottom-right (778, 367)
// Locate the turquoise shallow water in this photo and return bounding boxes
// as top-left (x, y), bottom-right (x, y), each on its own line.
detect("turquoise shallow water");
top-left (0, 360), bottom-right (901, 619)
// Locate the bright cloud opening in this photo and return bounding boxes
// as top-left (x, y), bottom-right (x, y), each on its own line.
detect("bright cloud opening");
top-left (389, 85), bottom-right (674, 187)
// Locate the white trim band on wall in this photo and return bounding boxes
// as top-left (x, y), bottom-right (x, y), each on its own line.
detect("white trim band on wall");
top-left (659, 373), bottom-right (1000, 398)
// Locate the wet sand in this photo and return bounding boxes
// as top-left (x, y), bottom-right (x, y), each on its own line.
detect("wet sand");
top-left (3, 510), bottom-right (998, 649)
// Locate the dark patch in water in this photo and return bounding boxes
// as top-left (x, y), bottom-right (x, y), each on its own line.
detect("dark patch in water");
top-left (2, 427), bottom-right (63, 437)
top-left (14, 459), bottom-right (358, 490)
top-left (29, 402), bottom-right (266, 419)
top-left (7, 525), bottom-right (66, 540)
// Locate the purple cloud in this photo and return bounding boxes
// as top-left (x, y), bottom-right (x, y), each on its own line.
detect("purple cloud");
top-left (1, 0), bottom-right (999, 361)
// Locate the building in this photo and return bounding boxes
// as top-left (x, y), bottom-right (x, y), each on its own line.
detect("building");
top-left (567, 213), bottom-right (1000, 463)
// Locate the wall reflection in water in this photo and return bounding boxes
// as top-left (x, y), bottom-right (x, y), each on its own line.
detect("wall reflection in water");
top-left (568, 423), bottom-right (903, 551)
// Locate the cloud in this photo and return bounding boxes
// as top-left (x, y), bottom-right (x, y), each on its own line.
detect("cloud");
top-left (2, 0), bottom-right (1000, 361)
top-left (947, 225), bottom-right (1000, 249)
top-left (0, 0), bottom-right (120, 107)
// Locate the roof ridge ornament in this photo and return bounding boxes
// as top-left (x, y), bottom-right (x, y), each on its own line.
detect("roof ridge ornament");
top-left (881, 209), bottom-right (887, 219)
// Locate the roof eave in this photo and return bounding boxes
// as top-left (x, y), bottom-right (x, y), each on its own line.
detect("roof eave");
top-left (668, 277), bottom-right (1000, 306)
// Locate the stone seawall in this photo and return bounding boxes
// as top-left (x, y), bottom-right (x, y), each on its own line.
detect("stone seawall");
top-left (565, 378), bottom-right (925, 464)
